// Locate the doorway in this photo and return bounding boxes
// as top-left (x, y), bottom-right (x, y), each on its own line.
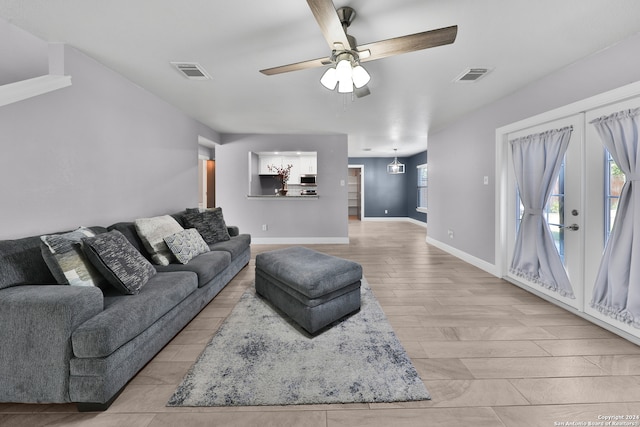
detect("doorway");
top-left (198, 159), bottom-right (216, 208)
top-left (348, 165), bottom-right (363, 220)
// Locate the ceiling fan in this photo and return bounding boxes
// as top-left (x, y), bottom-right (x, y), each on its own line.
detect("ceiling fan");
top-left (260, 0), bottom-right (458, 95)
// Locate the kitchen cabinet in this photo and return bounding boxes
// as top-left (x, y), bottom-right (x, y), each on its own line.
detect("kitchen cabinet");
top-left (258, 154), bottom-right (315, 184)
top-left (300, 156), bottom-right (317, 174)
top-left (259, 155), bottom-right (282, 174)
top-left (287, 157), bottom-right (301, 184)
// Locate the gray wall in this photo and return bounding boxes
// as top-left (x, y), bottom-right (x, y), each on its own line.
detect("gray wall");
top-left (0, 18), bottom-right (219, 239)
top-left (0, 19), bottom-right (48, 85)
top-left (216, 133), bottom-right (349, 243)
top-left (428, 32), bottom-right (640, 265)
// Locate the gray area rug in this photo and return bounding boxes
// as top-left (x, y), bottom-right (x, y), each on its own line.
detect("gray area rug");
top-left (167, 278), bottom-right (430, 407)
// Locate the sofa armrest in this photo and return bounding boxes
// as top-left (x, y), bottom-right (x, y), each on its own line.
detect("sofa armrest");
top-left (227, 226), bottom-right (240, 237)
top-left (0, 285), bottom-right (103, 403)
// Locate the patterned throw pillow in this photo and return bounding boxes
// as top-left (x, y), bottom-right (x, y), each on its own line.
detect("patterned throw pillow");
top-left (82, 230), bottom-right (156, 295)
top-left (182, 208), bottom-right (230, 245)
top-left (134, 215), bottom-right (184, 266)
top-left (164, 229), bottom-right (211, 264)
top-left (40, 227), bottom-right (105, 287)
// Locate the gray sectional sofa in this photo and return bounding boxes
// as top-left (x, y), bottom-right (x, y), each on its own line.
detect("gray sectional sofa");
top-left (0, 210), bottom-right (250, 411)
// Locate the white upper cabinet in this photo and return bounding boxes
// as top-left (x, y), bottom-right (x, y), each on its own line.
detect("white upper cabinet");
top-left (300, 155), bottom-right (317, 174)
top-left (259, 155), bottom-right (282, 174)
top-left (257, 152), bottom-right (317, 184)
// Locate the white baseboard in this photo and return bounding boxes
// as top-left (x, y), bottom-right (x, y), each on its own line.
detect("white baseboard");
top-left (362, 217), bottom-right (427, 228)
top-left (252, 217), bottom-right (426, 244)
top-left (426, 236), bottom-right (499, 277)
top-left (252, 237), bottom-right (350, 245)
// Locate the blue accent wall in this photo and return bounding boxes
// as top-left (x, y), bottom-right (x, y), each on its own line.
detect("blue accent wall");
top-left (349, 157), bottom-right (407, 217)
top-left (349, 150), bottom-right (427, 222)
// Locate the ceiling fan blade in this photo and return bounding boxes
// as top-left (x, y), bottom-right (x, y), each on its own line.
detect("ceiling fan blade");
top-left (260, 56), bottom-right (331, 76)
top-left (306, 0), bottom-right (352, 50)
top-left (358, 25), bottom-right (458, 63)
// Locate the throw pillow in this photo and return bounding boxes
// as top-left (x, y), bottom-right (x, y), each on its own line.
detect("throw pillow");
top-left (164, 228), bottom-right (211, 264)
top-left (82, 230), bottom-right (156, 295)
top-left (40, 227), bottom-right (106, 287)
top-left (185, 207), bottom-right (204, 213)
top-left (134, 215), bottom-right (184, 265)
top-left (182, 207), bottom-right (230, 245)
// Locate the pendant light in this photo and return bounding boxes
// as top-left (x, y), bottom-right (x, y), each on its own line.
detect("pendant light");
top-left (387, 149), bottom-right (405, 174)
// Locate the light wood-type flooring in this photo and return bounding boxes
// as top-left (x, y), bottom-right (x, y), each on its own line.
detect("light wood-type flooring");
top-left (2, 221), bottom-right (640, 426)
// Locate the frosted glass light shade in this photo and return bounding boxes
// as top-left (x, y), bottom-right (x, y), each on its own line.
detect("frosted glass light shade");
top-left (338, 78), bottom-right (353, 93)
top-left (320, 67), bottom-right (338, 90)
top-left (351, 65), bottom-right (370, 88)
top-left (335, 59), bottom-right (352, 81)
top-left (336, 59), bottom-right (353, 93)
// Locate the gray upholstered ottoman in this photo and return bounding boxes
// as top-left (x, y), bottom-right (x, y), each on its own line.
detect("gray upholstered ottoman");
top-left (255, 246), bottom-right (362, 334)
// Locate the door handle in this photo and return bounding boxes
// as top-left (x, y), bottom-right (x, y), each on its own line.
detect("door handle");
top-left (563, 224), bottom-right (580, 231)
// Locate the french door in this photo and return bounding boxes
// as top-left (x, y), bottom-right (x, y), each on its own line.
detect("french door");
top-left (506, 114), bottom-right (586, 311)
top-left (583, 97), bottom-right (640, 338)
top-left (499, 86), bottom-right (640, 343)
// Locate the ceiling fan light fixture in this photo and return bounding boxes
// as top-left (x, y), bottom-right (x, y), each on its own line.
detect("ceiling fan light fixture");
top-left (351, 64), bottom-right (370, 88)
top-left (321, 53), bottom-right (368, 93)
top-left (320, 67), bottom-right (338, 90)
top-left (259, 1), bottom-right (458, 103)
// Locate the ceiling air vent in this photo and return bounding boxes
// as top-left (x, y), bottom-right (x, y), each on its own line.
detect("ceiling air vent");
top-left (171, 62), bottom-right (211, 80)
top-left (454, 67), bottom-right (492, 83)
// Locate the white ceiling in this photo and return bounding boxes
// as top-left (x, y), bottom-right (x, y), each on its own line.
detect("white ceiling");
top-left (1, 0), bottom-right (640, 157)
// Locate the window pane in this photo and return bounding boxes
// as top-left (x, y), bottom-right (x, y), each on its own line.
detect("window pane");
top-left (418, 187), bottom-right (428, 208)
top-left (605, 151), bottom-right (625, 242)
top-left (417, 165), bottom-right (428, 209)
top-left (417, 166), bottom-right (428, 187)
top-left (546, 195), bottom-right (563, 226)
top-left (548, 223), bottom-right (564, 260)
top-left (515, 156), bottom-right (565, 263)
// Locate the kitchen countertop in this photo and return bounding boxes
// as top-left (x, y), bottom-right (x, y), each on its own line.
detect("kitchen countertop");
top-left (247, 194), bottom-right (319, 199)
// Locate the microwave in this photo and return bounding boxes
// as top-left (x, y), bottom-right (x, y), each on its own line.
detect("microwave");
top-left (299, 175), bottom-right (316, 185)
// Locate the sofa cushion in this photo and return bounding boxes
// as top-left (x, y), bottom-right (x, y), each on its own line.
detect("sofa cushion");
top-left (0, 227), bottom-right (107, 291)
top-left (134, 215), bottom-right (184, 266)
top-left (164, 228), bottom-right (210, 264)
top-left (40, 227), bottom-right (106, 287)
top-left (82, 230), bottom-right (156, 295)
top-left (182, 208), bottom-right (230, 245)
top-left (72, 271), bottom-right (198, 358)
top-left (156, 250), bottom-right (231, 287)
top-left (209, 234), bottom-right (251, 260)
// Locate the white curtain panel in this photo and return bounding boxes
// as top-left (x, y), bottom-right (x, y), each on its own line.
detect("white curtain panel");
top-left (510, 126), bottom-right (575, 298)
top-left (590, 107), bottom-right (640, 327)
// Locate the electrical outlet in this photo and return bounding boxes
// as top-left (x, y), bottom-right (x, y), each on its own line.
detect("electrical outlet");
top-left (384, 209), bottom-right (388, 214)
top-left (483, 176), bottom-right (489, 185)
top-left (448, 229), bottom-right (454, 239)
top-left (262, 224), bottom-right (268, 231)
